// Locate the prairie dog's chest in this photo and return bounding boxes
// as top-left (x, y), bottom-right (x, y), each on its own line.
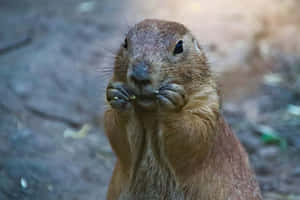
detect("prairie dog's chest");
top-left (120, 117), bottom-right (185, 200)
top-left (119, 144), bottom-right (185, 200)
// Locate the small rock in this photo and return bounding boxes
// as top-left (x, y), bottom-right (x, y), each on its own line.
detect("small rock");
top-left (258, 146), bottom-right (280, 161)
top-left (47, 184), bottom-right (53, 192)
top-left (77, 1), bottom-right (95, 13)
top-left (20, 177), bottom-right (27, 189)
top-left (263, 73), bottom-right (283, 87)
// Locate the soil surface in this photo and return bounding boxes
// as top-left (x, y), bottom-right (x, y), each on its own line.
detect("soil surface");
top-left (0, 0), bottom-right (300, 200)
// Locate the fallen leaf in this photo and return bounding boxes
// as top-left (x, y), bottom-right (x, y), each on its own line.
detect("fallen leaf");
top-left (256, 125), bottom-right (287, 150)
top-left (63, 124), bottom-right (91, 139)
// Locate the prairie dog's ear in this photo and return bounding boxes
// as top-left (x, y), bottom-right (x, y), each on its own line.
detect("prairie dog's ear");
top-left (193, 38), bottom-right (201, 54)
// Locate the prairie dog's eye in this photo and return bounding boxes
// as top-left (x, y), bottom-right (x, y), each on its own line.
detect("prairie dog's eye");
top-left (122, 38), bottom-right (128, 49)
top-left (173, 40), bottom-right (183, 55)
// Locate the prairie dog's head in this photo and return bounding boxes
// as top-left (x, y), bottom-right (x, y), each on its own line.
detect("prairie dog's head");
top-left (113, 19), bottom-right (212, 98)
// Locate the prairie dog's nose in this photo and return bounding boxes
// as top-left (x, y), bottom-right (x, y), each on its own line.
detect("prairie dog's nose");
top-left (130, 63), bottom-right (151, 85)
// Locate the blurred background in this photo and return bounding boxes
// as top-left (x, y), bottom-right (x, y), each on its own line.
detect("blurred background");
top-left (0, 0), bottom-right (300, 199)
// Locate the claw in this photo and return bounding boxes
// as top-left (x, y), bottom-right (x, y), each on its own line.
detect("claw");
top-left (157, 83), bottom-right (186, 111)
top-left (106, 82), bottom-right (135, 110)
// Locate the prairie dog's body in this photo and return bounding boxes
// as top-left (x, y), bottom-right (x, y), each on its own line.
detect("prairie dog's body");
top-left (104, 19), bottom-right (262, 200)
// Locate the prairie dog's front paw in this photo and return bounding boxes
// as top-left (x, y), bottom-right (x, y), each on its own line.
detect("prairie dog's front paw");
top-left (106, 82), bottom-right (135, 110)
top-left (157, 83), bottom-right (187, 111)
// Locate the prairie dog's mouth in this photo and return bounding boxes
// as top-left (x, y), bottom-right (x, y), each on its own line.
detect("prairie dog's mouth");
top-left (128, 83), bottom-right (158, 110)
top-left (127, 82), bottom-right (154, 97)
top-left (128, 82), bottom-right (155, 97)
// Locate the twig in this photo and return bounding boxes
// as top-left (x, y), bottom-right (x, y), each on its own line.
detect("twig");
top-left (0, 35), bottom-right (32, 55)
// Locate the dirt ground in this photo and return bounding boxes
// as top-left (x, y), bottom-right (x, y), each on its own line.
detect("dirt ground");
top-left (0, 0), bottom-right (300, 200)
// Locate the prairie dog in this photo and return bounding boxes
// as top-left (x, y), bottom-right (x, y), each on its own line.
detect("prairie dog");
top-left (104, 19), bottom-right (262, 200)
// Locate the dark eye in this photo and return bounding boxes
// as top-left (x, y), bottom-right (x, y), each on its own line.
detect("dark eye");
top-left (173, 40), bottom-right (183, 55)
top-left (122, 38), bottom-right (128, 49)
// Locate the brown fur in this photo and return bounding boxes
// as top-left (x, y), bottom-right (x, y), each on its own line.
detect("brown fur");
top-left (104, 19), bottom-right (262, 200)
